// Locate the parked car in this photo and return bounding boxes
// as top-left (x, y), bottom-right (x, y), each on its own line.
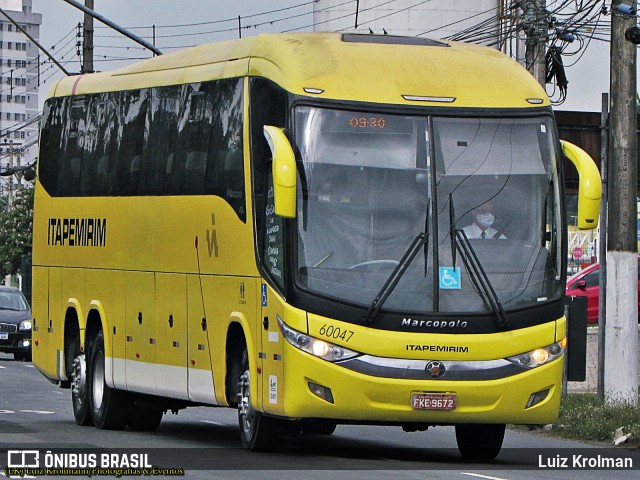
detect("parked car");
top-left (0, 286), bottom-right (32, 361)
top-left (566, 258), bottom-right (640, 324)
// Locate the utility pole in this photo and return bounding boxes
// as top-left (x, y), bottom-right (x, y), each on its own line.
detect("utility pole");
top-left (82, 0), bottom-right (94, 73)
top-left (597, 92), bottom-right (609, 401)
top-left (606, 0), bottom-right (638, 406)
top-left (524, 0), bottom-right (547, 86)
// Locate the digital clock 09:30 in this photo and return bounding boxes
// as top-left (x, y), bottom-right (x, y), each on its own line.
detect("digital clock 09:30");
top-left (349, 116), bottom-right (387, 129)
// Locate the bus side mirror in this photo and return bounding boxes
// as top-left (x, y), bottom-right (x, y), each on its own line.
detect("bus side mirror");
top-left (561, 140), bottom-right (601, 230)
top-left (264, 125), bottom-right (297, 218)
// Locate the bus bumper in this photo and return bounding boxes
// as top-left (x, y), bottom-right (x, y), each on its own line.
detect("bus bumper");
top-left (279, 344), bottom-right (562, 425)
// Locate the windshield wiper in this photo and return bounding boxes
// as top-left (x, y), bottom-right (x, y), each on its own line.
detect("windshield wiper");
top-left (363, 232), bottom-right (429, 323)
top-left (449, 195), bottom-right (509, 329)
top-left (455, 229), bottom-right (510, 329)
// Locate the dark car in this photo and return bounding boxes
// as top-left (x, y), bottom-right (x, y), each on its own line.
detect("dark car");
top-left (566, 257), bottom-right (640, 324)
top-left (0, 286), bottom-right (32, 361)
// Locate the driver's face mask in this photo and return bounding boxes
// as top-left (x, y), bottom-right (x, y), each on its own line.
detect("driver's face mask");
top-left (476, 212), bottom-right (494, 228)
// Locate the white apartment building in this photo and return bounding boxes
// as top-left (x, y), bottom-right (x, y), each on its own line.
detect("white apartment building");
top-left (0, 0), bottom-right (41, 175)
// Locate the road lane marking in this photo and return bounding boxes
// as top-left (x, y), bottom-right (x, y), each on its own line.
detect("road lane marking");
top-left (202, 420), bottom-right (227, 426)
top-left (462, 473), bottom-right (510, 480)
top-left (20, 409), bottom-right (55, 414)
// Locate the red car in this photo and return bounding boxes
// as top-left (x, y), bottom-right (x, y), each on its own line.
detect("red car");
top-left (566, 258), bottom-right (640, 324)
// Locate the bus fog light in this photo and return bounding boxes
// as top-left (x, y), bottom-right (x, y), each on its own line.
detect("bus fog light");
top-left (22, 340), bottom-right (31, 348)
top-left (308, 381), bottom-right (334, 403)
top-left (526, 388), bottom-right (550, 408)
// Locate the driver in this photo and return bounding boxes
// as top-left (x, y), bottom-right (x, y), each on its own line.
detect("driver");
top-left (462, 202), bottom-right (506, 239)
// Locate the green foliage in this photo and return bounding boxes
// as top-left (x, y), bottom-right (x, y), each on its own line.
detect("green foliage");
top-left (551, 393), bottom-right (640, 446)
top-left (0, 186), bottom-right (33, 276)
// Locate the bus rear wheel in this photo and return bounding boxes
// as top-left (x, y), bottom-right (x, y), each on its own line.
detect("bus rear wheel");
top-left (455, 423), bottom-right (505, 460)
top-left (71, 353), bottom-right (93, 426)
top-left (128, 405), bottom-right (163, 432)
top-left (237, 350), bottom-right (284, 450)
top-left (89, 330), bottom-right (133, 430)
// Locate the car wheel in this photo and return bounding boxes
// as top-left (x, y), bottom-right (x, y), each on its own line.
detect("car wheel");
top-left (89, 330), bottom-right (133, 430)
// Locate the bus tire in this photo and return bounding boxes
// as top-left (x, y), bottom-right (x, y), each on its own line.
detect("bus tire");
top-left (71, 352), bottom-right (93, 426)
top-left (455, 423), bottom-right (505, 460)
top-left (89, 330), bottom-right (133, 430)
top-left (237, 349), bottom-right (283, 450)
top-left (128, 405), bottom-right (163, 432)
top-left (300, 420), bottom-right (337, 435)
top-left (67, 333), bottom-right (93, 426)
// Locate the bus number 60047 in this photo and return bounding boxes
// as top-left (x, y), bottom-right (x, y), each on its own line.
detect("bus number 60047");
top-left (318, 324), bottom-right (354, 342)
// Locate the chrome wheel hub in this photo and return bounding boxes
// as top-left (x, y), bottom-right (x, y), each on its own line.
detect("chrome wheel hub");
top-left (71, 354), bottom-right (87, 404)
top-left (238, 371), bottom-right (255, 434)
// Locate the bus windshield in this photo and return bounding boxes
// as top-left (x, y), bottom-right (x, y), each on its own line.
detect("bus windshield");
top-left (293, 106), bottom-right (562, 315)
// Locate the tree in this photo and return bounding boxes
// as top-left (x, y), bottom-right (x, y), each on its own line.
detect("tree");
top-left (0, 186), bottom-right (33, 276)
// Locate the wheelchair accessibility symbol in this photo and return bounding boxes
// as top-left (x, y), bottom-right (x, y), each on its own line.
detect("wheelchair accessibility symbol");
top-left (439, 267), bottom-right (461, 289)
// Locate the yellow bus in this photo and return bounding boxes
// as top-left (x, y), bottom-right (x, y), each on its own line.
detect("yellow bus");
top-left (32, 32), bottom-right (601, 458)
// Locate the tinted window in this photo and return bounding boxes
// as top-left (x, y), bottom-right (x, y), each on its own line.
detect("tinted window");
top-left (582, 269), bottom-right (599, 288)
top-left (37, 78), bottom-right (246, 221)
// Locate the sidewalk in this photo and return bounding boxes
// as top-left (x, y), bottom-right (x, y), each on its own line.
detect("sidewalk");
top-left (567, 326), bottom-right (640, 392)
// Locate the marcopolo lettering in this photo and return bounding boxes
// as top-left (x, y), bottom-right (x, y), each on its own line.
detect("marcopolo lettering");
top-left (401, 318), bottom-right (468, 329)
top-left (48, 218), bottom-right (107, 247)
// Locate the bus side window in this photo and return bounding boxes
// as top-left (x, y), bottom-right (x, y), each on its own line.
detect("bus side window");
top-left (113, 89), bottom-right (148, 196)
top-left (140, 87), bottom-right (179, 195)
top-left (39, 98), bottom-right (66, 195)
top-left (249, 77), bottom-right (288, 289)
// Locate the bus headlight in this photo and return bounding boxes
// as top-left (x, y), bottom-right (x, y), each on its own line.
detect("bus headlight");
top-left (277, 317), bottom-right (360, 362)
top-left (19, 320), bottom-right (32, 331)
top-left (507, 339), bottom-right (565, 369)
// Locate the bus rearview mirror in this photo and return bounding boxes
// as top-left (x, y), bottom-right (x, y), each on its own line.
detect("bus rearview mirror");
top-left (264, 125), bottom-right (297, 218)
top-left (561, 140), bottom-right (601, 230)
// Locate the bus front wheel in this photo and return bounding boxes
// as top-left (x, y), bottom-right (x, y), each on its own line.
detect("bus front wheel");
top-left (237, 350), bottom-right (283, 450)
top-left (455, 423), bottom-right (505, 460)
top-left (89, 330), bottom-right (133, 430)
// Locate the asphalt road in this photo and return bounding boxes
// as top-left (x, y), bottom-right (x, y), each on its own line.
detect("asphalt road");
top-left (1, 353), bottom-right (638, 480)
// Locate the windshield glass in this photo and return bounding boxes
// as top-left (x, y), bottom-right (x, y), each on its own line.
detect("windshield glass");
top-left (292, 106), bottom-right (562, 315)
top-left (0, 290), bottom-right (29, 311)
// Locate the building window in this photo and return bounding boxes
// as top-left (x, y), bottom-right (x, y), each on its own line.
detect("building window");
top-left (7, 42), bottom-right (12, 50)
top-left (8, 24), bottom-right (12, 32)
top-left (5, 113), bottom-right (10, 120)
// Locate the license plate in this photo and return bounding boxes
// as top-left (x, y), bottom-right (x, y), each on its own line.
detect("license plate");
top-left (0, 332), bottom-right (8, 340)
top-left (412, 393), bottom-right (457, 411)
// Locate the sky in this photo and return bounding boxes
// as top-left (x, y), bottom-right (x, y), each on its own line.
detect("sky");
top-left (28, 0), bottom-right (616, 113)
